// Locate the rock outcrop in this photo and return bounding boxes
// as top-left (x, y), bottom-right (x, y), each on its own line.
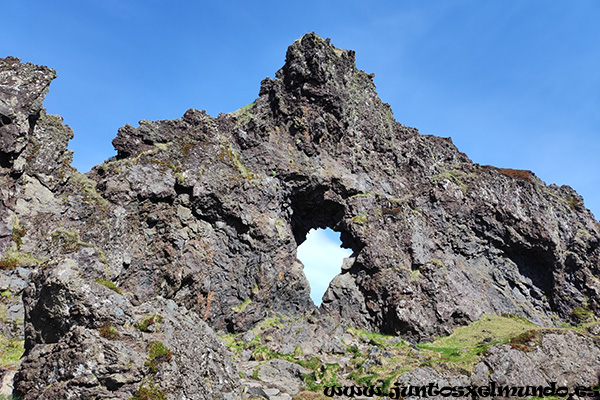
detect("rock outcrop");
top-left (1, 33), bottom-right (600, 399)
top-left (0, 56), bottom-right (242, 399)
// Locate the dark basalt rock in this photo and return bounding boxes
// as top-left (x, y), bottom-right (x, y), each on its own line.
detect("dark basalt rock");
top-left (1, 33), bottom-right (600, 398)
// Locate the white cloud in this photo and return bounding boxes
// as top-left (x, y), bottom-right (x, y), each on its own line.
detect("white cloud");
top-left (297, 228), bottom-right (353, 305)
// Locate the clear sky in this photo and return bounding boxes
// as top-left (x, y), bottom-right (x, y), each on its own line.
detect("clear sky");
top-left (3, 1), bottom-right (599, 302)
top-left (298, 228), bottom-right (353, 305)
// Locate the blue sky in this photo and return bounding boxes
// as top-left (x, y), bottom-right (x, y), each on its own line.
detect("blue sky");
top-left (3, 1), bottom-right (599, 303)
top-left (298, 229), bottom-right (352, 304)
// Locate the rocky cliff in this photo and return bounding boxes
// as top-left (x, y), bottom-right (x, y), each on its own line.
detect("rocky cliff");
top-left (1, 34), bottom-right (600, 399)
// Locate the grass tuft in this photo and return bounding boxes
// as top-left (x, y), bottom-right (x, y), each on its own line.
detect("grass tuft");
top-left (95, 278), bottom-right (123, 295)
top-left (145, 341), bottom-right (172, 373)
top-left (131, 378), bottom-right (166, 400)
top-left (137, 314), bottom-right (164, 332)
top-left (98, 323), bottom-right (118, 340)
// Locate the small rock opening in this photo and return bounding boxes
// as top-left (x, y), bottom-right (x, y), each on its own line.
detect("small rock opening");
top-left (289, 186), bottom-right (361, 306)
top-left (297, 227), bottom-right (352, 305)
top-left (0, 113), bottom-right (12, 126)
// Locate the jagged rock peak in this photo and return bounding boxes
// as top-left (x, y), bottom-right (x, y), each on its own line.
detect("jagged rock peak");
top-left (0, 57), bottom-right (57, 157)
top-left (112, 33), bottom-right (406, 161)
top-left (276, 32), bottom-right (361, 89)
top-left (2, 33), bottom-right (600, 399)
top-left (0, 57), bottom-right (56, 120)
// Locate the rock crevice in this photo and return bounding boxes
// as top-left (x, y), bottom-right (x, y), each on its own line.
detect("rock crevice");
top-left (1, 34), bottom-right (600, 398)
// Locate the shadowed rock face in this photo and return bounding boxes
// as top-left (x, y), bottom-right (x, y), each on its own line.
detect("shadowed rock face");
top-left (1, 33), bottom-right (600, 398)
top-left (98, 33), bottom-right (600, 339)
top-left (0, 58), bottom-right (242, 399)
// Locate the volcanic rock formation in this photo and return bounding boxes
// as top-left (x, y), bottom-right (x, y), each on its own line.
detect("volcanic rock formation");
top-left (1, 34), bottom-right (600, 399)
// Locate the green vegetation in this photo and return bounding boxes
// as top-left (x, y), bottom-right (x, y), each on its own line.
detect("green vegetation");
top-left (220, 311), bottom-right (600, 396)
top-left (148, 341), bottom-right (172, 361)
top-left (344, 331), bottom-right (419, 388)
top-left (417, 314), bottom-right (536, 372)
top-left (429, 258), bottom-right (444, 267)
top-left (566, 196), bottom-right (582, 210)
top-left (409, 269), bottom-right (422, 283)
top-left (507, 329), bottom-right (541, 352)
top-left (0, 253), bottom-right (20, 269)
top-left (49, 228), bottom-right (108, 268)
top-left (50, 228), bottom-right (98, 253)
top-left (571, 305), bottom-right (594, 323)
top-left (150, 158), bottom-right (182, 174)
top-left (232, 298), bottom-right (252, 313)
top-left (98, 323), bottom-right (118, 340)
top-left (0, 249), bottom-right (41, 269)
top-left (220, 314), bottom-right (347, 390)
top-left (233, 102), bottom-right (255, 129)
top-left (350, 213), bottom-right (368, 224)
top-left (236, 101), bottom-right (254, 113)
top-left (251, 365), bottom-right (260, 380)
top-left (349, 191), bottom-right (374, 199)
top-left (50, 228), bottom-right (83, 252)
top-left (292, 117), bottom-right (307, 131)
top-left (223, 305), bottom-right (600, 397)
top-left (320, 363), bottom-right (340, 386)
top-left (11, 219), bottom-right (26, 250)
top-left (218, 143), bottom-right (255, 180)
top-left (343, 314), bottom-right (540, 389)
top-left (301, 371), bottom-right (321, 391)
top-left (251, 345), bottom-right (272, 361)
top-left (137, 314), bottom-right (164, 332)
top-left (145, 341), bottom-right (172, 373)
top-left (94, 278), bottom-right (123, 295)
top-left (347, 327), bottom-right (405, 348)
top-left (67, 172), bottom-right (109, 210)
top-left (220, 316), bottom-right (293, 359)
top-left (294, 345), bottom-right (303, 358)
top-left (220, 333), bottom-right (245, 353)
top-left (131, 378), bottom-right (166, 400)
top-left (300, 358), bottom-right (341, 391)
top-left (0, 333), bottom-right (24, 368)
top-left (432, 168), bottom-right (469, 194)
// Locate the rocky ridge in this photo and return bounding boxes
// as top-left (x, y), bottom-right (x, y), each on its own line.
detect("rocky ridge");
top-left (0, 34), bottom-right (599, 399)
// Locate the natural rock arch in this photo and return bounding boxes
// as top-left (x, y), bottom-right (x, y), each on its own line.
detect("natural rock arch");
top-left (2, 33), bottom-right (600, 399)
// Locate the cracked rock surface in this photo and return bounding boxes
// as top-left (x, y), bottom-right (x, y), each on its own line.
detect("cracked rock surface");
top-left (1, 33), bottom-right (600, 398)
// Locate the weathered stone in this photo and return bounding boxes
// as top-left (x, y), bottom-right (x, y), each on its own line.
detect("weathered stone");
top-left (257, 359), bottom-right (310, 395)
top-left (2, 32), bottom-right (600, 398)
top-left (14, 260), bottom-right (242, 399)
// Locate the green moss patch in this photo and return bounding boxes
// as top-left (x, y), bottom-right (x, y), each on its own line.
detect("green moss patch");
top-left (0, 334), bottom-right (24, 368)
top-left (145, 341), bottom-right (172, 373)
top-left (417, 314), bottom-right (536, 372)
top-left (94, 278), bottom-right (123, 295)
top-left (98, 323), bottom-right (118, 340)
top-left (11, 219), bottom-right (26, 250)
top-left (137, 314), bottom-right (164, 332)
top-left (0, 249), bottom-right (41, 269)
top-left (131, 378), bottom-right (166, 400)
top-left (571, 305), bottom-right (594, 323)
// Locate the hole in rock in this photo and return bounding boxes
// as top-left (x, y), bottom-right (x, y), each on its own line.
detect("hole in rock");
top-left (297, 227), bottom-right (352, 306)
top-left (0, 114), bottom-right (12, 126)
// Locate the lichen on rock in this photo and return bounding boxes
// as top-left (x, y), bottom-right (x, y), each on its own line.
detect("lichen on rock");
top-left (1, 33), bottom-right (600, 398)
